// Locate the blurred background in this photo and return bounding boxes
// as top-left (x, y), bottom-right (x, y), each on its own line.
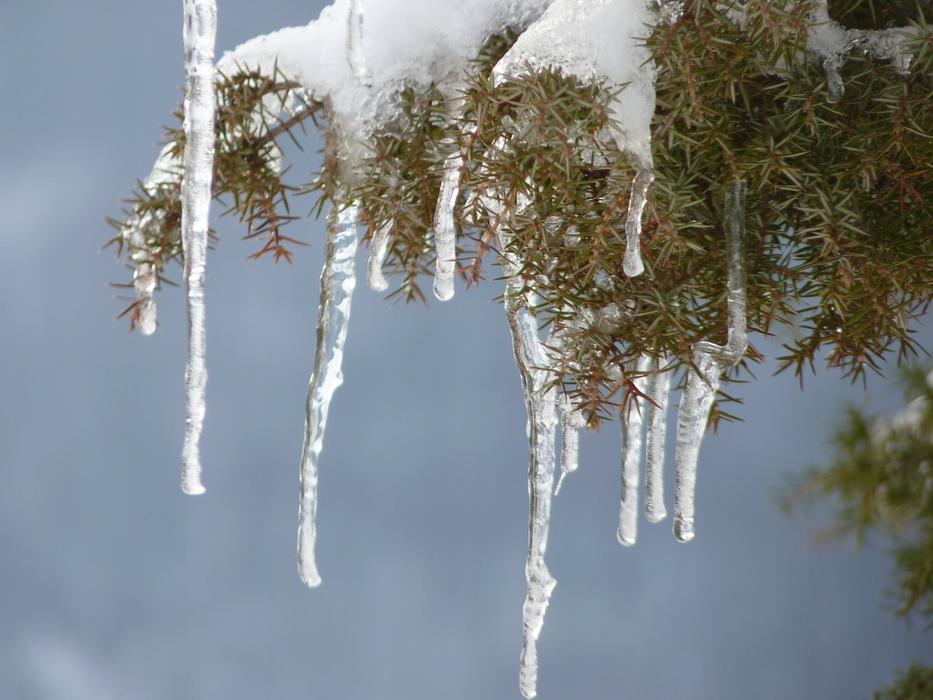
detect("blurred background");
top-left (1, 2), bottom-right (929, 698)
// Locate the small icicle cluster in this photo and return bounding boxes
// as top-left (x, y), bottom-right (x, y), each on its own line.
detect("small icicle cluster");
top-left (807, 0), bottom-right (916, 103)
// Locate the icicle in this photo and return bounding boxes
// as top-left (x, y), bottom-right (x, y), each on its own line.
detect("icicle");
top-left (133, 262), bottom-right (158, 336)
top-left (622, 168), bottom-right (653, 278)
top-left (297, 203), bottom-right (360, 588)
top-left (618, 355), bottom-right (651, 546)
top-left (346, 0), bottom-right (371, 86)
top-left (179, 0), bottom-right (217, 496)
top-left (673, 181), bottom-right (747, 543)
top-left (433, 150), bottom-right (463, 301)
top-left (808, 0), bottom-right (917, 104)
top-left (507, 296), bottom-right (558, 700)
top-left (644, 354), bottom-right (672, 523)
top-left (555, 395), bottom-right (585, 496)
top-left (367, 221), bottom-right (391, 292)
top-left (495, 211), bottom-right (558, 700)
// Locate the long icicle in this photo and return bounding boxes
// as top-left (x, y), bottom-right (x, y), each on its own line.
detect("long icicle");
top-left (644, 354), bottom-right (672, 523)
top-left (494, 205), bottom-right (558, 700)
top-left (673, 181), bottom-right (747, 543)
top-left (618, 354), bottom-right (651, 546)
top-left (180, 0), bottom-right (217, 496)
top-left (298, 203), bottom-right (360, 588)
top-left (367, 221), bottom-right (392, 292)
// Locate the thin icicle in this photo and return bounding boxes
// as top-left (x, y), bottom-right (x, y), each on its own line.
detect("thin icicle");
top-left (644, 354), bottom-right (672, 523)
top-left (622, 169), bottom-right (653, 278)
top-left (346, 0), bottom-right (371, 86)
top-left (367, 221), bottom-right (392, 292)
top-left (298, 203), bottom-right (360, 588)
top-left (495, 212), bottom-right (558, 700)
top-left (507, 296), bottom-right (558, 700)
top-left (618, 354), bottom-right (651, 546)
top-left (433, 150), bottom-right (464, 301)
top-left (133, 263), bottom-right (158, 336)
top-left (180, 0), bottom-right (217, 496)
top-left (555, 395), bottom-right (585, 496)
top-left (673, 181), bottom-right (747, 543)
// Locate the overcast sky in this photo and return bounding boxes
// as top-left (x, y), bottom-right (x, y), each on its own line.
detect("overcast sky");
top-left (0, 2), bottom-right (929, 699)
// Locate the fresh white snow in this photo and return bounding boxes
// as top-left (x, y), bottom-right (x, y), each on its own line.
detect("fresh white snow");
top-left (366, 221), bottom-right (392, 292)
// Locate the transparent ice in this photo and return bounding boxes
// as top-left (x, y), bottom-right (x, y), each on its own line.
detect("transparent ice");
top-left (180, 0), bottom-right (218, 496)
top-left (298, 204), bottom-right (360, 587)
top-left (673, 181), bottom-right (747, 543)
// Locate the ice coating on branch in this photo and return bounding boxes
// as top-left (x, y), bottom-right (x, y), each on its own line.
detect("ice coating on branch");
top-left (618, 354), bottom-right (651, 545)
top-left (433, 150), bottom-right (464, 301)
top-left (644, 354), bottom-right (671, 523)
top-left (673, 181), bottom-right (747, 543)
top-left (346, 0), bottom-right (371, 86)
top-left (555, 395), bottom-right (586, 495)
top-left (623, 169), bottom-right (653, 277)
top-left (180, 0), bottom-right (217, 496)
top-left (298, 204), bottom-right (360, 588)
top-left (133, 264), bottom-right (158, 336)
top-left (808, 0), bottom-right (917, 103)
top-left (367, 221), bottom-right (392, 291)
top-left (508, 298), bottom-right (558, 700)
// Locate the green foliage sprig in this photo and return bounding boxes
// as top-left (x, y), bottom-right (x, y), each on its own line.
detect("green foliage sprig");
top-left (108, 64), bottom-right (321, 328)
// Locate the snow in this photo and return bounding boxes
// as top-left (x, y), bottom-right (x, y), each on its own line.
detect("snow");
top-left (216, 0), bottom-right (553, 172)
top-left (298, 204), bottom-right (360, 588)
top-left (180, 0), bottom-right (217, 496)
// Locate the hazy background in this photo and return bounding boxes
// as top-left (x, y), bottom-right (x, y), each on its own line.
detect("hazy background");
top-left (1, 2), bottom-right (929, 698)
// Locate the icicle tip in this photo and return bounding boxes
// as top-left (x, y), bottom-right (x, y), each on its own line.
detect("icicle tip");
top-left (433, 278), bottom-right (455, 302)
top-left (673, 517), bottom-right (695, 543)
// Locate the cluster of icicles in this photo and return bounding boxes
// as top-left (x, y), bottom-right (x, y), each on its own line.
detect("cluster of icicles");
top-left (124, 1), bottom-right (915, 697)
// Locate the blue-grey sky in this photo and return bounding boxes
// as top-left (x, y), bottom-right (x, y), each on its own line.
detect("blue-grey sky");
top-left (1, 2), bottom-right (929, 699)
